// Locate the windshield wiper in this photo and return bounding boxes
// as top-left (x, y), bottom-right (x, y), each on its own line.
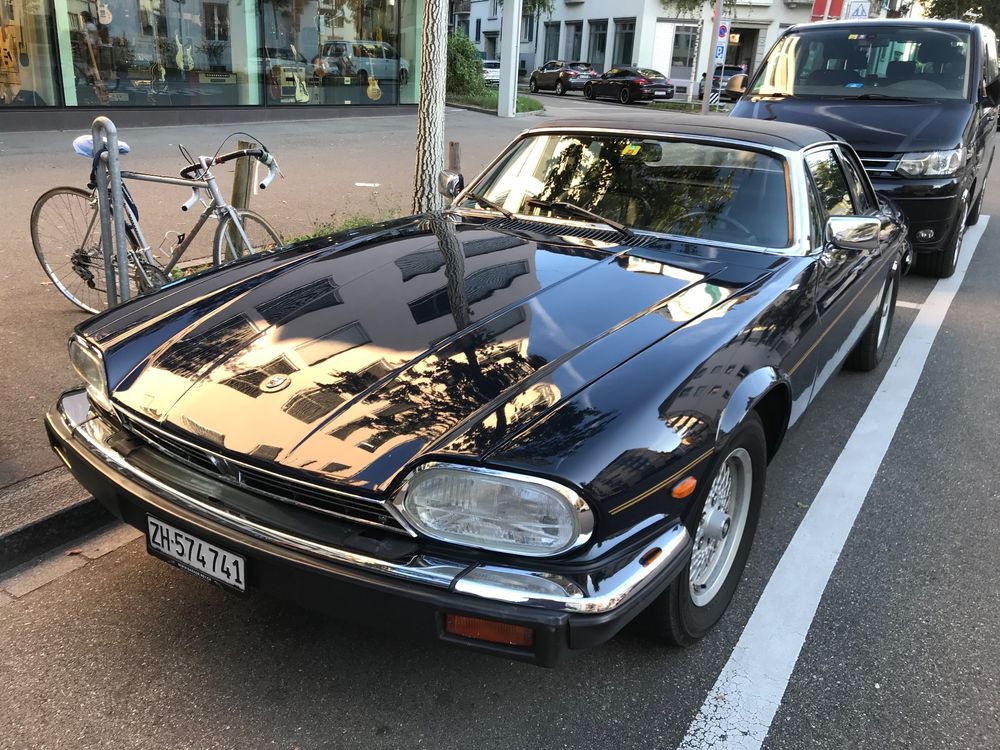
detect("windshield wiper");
top-left (852, 93), bottom-right (919, 101)
top-left (464, 191), bottom-right (514, 219)
top-left (525, 198), bottom-right (637, 241)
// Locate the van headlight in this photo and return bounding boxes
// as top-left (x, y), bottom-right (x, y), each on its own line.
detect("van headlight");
top-left (896, 149), bottom-right (964, 177)
top-left (395, 463), bottom-right (594, 556)
top-left (68, 335), bottom-right (112, 413)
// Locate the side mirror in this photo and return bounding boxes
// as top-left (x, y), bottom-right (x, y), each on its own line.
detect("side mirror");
top-left (826, 216), bottom-right (881, 253)
top-left (726, 73), bottom-right (748, 97)
top-left (437, 169), bottom-right (464, 199)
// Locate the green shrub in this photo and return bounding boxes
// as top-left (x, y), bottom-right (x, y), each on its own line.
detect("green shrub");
top-left (447, 33), bottom-right (487, 96)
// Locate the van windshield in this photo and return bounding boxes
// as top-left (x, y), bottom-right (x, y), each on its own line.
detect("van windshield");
top-left (751, 26), bottom-right (972, 101)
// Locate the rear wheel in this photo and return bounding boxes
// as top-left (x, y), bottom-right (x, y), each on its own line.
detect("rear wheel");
top-left (31, 186), bottom-right (149, 313)
top-left (555, 80), bottom-right (565, 96)
top-left (584, 83), bottom-right (595, 100)
top-left (619, 87), bottom-right (631, 105)
top-left (213, 209), bottom-right (283, 266)
top-left (915, 197), bottom-right (967, 279)
top-left (644, 414), bottom-right (766, 646)
top-left (845, 267), bottom-right (898, 372)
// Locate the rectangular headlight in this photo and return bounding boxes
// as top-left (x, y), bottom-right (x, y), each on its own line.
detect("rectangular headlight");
top-left (896, 149), bottom-right (963, 177)
top-left (68, 335), bottom-right (112, 413)
top-left (396, 463), bottom-right (594, 557)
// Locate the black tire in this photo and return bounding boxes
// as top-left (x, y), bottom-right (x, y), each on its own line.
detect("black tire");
top-left (584, 83), bottom-right (595, 100)
top-left (529, 77), bottom-right (538, 93)
top-left (619, 87), bottom-right (632, 105)
top-left (914, 198), bottom-right (967, 278)
top-left (644, 414), bottom-right (767, 647)
top-left (399, 68), bottom-right (409, 85)
top-left (213, 209), bottom-right (283, 266)
top-left (966, 186), bottom-right (984, 226)
top-left (555, 80), bottom-right (565, 96)
top-left (845, 267), bottom-right (898, 372)
top-left (31, 186), bottom-right (144, 314)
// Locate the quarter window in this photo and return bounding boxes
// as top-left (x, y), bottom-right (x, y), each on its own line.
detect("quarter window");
top-left (806, 150), bottom-right (855, 217)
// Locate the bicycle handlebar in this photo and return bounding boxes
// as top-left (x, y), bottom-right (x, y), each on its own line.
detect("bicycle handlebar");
top-left (179, 148), bottom-right (280, 191)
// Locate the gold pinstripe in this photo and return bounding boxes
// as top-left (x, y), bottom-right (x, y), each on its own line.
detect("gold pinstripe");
top-left (609, 448), bottom-right (715, 516)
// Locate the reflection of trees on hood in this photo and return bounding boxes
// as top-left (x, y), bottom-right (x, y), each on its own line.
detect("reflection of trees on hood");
top-left (492, 401), bottom-right (617, 465)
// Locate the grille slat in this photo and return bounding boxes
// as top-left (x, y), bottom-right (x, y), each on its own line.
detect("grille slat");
top-left (117, 411), bottom-right (405, 534)
top-left (858, 152), bottom-right (901, 177)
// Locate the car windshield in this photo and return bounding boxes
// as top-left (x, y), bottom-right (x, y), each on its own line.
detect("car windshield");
top-left (569, 63), bottom-right (593, 71)
top-left (751, 26), bottom-right (971, 101)
top-left (484, 61), bottom-right (500, 69)
top-left (717, 66), bottom-right (743, 76)
top-left (464, 133), bottom-right (791, 248)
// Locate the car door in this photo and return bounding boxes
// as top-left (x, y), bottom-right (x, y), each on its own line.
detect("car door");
top-left (974, 30), bottom-right (999, 189)
top-left (594, 68), bottom-right (617, 97)
top-left (538, 61), bottom-right (557, 88)
top-left (804, 146), bottom-right (889, 396)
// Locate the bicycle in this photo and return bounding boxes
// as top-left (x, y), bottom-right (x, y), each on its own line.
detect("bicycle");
top-left (31, 135), bottom-right (283, 314)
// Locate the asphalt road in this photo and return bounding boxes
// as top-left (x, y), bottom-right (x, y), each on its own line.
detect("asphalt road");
top-left (2, 98), bottom-right (998, 749)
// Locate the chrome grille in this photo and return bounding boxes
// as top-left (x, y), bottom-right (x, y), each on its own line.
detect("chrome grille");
top-left (858, 152), bottom-right (901, 178)
top-left (116, 409), bottom-right (407, 534)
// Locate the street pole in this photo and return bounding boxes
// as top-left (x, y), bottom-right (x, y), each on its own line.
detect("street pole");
top-left (700, 0), bottom-right (725, 116)
top-left (498, 0), bottom-right (522, 118)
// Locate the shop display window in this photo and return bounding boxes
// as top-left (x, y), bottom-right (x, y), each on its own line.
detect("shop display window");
top-left (1, 0), bottom-right (60, 106)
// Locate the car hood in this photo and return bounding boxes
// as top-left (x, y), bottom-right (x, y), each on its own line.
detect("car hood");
top-left (731, 97), bottom-right (971, 153)
top-left (104, 217), bottom-right (768, 493)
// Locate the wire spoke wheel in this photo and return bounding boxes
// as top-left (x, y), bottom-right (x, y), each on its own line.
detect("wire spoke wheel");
top-left (31, 186), bottom-right (145, 314)
top-left (213, 210), bottom-right (283, 266)
top-left (688, 447), bottom-right (753, 607)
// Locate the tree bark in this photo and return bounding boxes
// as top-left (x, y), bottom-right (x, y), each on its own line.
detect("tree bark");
top-left (412, 0), bottom-right (448, 213)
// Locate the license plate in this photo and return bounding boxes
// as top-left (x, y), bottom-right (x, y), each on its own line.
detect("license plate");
top-left (654, 91), bottom-right (667, 97)
top-left (147, 516), bottom-right (246, 592)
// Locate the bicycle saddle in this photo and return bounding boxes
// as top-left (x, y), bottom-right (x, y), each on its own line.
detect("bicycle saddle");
top-left (73, 134), bottom-right (131, 158)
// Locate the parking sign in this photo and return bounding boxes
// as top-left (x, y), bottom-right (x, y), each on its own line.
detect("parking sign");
top-left (714, 19), bottom-right (730, 64)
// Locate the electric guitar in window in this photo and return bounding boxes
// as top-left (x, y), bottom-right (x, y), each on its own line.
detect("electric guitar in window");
top-left (174, 31), bottom-right (193, 71)
top-left (367, 76), bottom-right (382, 101)
top-left (97, 2), bottom-right (113, 24)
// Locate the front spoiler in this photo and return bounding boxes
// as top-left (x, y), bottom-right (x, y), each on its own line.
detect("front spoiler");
top-left (47, 389), bottom-right (692, 665)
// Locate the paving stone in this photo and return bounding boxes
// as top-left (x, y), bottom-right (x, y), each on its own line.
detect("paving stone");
top-left (0, 590), bottom-right (13, 607)
top-left (0, 549), bottom-right (88, 598)
top-left (77, 524), bottom-right (143, 560)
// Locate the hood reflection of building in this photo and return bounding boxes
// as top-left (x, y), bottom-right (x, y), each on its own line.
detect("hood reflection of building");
top-left (139, 225), bottom-right (558, 482)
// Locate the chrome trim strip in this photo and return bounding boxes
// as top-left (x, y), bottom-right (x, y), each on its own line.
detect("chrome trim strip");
top-left (55, 390), bottom-right (691, 615)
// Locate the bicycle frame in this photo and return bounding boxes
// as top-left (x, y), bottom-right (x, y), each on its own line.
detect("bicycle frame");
top-left (117, 164), bottom-right (255, 281)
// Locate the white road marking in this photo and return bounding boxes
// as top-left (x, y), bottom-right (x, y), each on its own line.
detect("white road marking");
top-left (354, 182), bottom-right (381, 187)
top-left (895, 300), bottom-right (922, 310)
top-left (678, 218), bottom-right (990, 750)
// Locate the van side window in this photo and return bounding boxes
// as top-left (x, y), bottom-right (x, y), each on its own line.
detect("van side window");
top-left (838, 149), bottom-right (875, 214)
top-left (805, 150), bottom-right (855, 217)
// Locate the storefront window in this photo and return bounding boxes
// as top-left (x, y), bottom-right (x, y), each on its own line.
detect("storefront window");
top-left (543, 22), bottom-right (558, 61)
top-left (261, 0), bottom-right (402, 106)
top-left (587, 19), bottom-right (606, 72)
top-left (2, 0), bottom-right (60, 106)
top-left (671, 23), bottom-right (697, 81)
top-left (59, 0), bottom-right (257, 106)
top-left (612, 18), bottom-right (633, 67)
top-left (566, 21), bottom-right (581, 62)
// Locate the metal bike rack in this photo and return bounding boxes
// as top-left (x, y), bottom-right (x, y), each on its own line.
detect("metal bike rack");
top-left (91, 116), bottom-right (131, 307)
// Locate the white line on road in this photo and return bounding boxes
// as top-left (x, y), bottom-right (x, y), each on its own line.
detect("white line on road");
top-left (678, 218), bottom-right (990, 750)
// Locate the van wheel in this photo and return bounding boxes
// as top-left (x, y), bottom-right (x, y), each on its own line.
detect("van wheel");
top-left (915, 198), bottom-right (967, 279)
top-left (845, 267), bottom-right (898, 372)
top-left (966, 187), bottom-right (983, 226)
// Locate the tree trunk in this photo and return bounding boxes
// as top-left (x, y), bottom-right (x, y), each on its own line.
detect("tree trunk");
top-left (412, 0), bottom-right (448, 213)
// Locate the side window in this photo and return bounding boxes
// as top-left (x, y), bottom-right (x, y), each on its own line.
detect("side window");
top-left (808, 182), bottom-right (826, 249)
top-left (805, 149), bottom-right (855, 217)
top-left (838, 149), bottom-right (875, 214)
top-left (606, 68), bottom-right (620, 77)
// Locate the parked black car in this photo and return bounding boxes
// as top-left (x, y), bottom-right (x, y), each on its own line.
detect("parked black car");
top-left (528, 60), bottom-right (598, 95)
top-left (49, 117), bottom-right (907, 666)
top-left (729, 19), bottom-right (998, 278)
top-left (584, 67), bottom-right (674, 104)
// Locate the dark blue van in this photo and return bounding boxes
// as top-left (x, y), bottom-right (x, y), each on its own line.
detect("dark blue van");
top-left (728, 19), bottom-right (998, 278)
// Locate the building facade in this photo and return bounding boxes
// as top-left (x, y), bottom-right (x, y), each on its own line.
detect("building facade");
top-left (461, 0), bottom-right (820, 94)
top-left (0, 0), bottom-right (423, 128)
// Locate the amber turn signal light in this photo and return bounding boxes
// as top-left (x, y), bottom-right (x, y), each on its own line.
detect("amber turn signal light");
top-left (671, 476), bottom-right (698, 499)
top-left (445, 614), bottom-right (535, 647)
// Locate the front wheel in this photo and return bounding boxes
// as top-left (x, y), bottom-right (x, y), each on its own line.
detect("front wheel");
top-left (555, 80), bottom-right (565, 96)
top-left (915, 198), bottom-right (966, 278)
top-left (213, 209), bottom-right (283, 266)
top-left (644, 414), bottom-right (766, 646)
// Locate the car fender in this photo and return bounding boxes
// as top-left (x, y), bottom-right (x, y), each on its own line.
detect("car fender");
top-left (716, 366), bottom-right (788, 445)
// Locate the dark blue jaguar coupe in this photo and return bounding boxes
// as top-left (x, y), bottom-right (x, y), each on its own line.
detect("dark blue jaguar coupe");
top-left (48, 116), bottom-right (908, 665)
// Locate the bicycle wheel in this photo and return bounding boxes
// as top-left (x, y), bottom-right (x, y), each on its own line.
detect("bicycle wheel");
top-left (31, 187), bottom-right (147, 314)
top-left (213, 209), bottom-right (283, 266)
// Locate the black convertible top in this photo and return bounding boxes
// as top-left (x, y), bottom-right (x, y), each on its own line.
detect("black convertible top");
top-left (527, 115), bottom-right (837, 151)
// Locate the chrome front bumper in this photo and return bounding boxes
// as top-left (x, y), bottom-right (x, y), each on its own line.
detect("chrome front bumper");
top-left (49, 389), bottom-right (691, 616)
